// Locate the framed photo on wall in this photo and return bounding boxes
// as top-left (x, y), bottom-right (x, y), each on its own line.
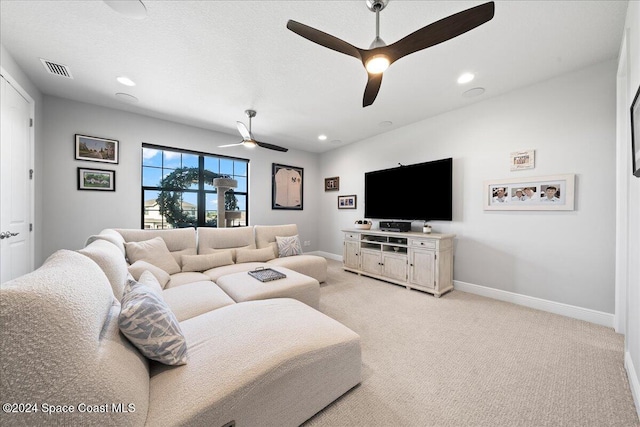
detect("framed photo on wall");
top-left (272, 163), bottom-right (303, 210)
top-left (324, 176), bottom-right (339, 191)
top-left (338, 194), bottom-right (357, 209)
top-left (77, 167), bottom-right (115, 191)
top-left (75, 134), bottom-right (119, 164)
top-left (510, 150), bottom-right (535, 171)
top-left (483, 174), bottom-right (575, 211)
top-left (631, 85), bottom-right (640, 177)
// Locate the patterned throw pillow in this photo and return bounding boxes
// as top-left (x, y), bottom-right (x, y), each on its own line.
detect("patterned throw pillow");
top-left (119, 278), bottom-right (188, 366)
top-left (276, 235), bottom-right (303, 258)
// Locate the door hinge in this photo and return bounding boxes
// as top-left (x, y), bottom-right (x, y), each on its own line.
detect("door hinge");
top-left (30, 118), bottom-right (33, 127)
top-left (29, 223), bottom-right (33, 232)
top-left (29, 169), bottom-right (34, 180)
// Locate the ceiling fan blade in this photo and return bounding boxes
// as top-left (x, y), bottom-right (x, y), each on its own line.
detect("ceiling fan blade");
top-left (255, 140), bottom-right (289, 152)
top-left (287, 20), bottom-right (363, 60)
top-left (363, 73), bottom-right (383, 107)
top-left (386, 1), bottom-right (495, 64)
top-left (236, 121), bottom-right (252, 140)
top-left (218, 141), bottom-right (245, 148)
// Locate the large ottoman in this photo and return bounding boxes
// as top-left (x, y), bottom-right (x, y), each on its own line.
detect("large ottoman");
top-left (216, 267), bottom-right (320, 309)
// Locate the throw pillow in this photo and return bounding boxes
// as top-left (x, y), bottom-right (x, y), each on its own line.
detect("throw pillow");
top-left (181, 252), bottom-right (234, 272)
top-left (235, 247), bottom-right (276, 263)
top-left (276, 235), bottom-right (303, 257)
top-left (137, 270), bottom-right (164, 298)
top-left (128, 260), bottom-right (171, 289)
top-left (119, 278), bottom-right (188, 366)
top-left (124, 237), bottom-right (181, 275)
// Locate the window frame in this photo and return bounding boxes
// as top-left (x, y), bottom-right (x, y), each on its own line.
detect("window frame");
top-left (141, 143), bottom-right (249, 229)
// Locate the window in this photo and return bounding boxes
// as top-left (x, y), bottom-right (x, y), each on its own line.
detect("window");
top-left (141, 144), bottom-right (249, 229)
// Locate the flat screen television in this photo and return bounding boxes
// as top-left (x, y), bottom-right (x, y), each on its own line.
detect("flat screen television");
top-left (364, 158), bottom-right (452, 221)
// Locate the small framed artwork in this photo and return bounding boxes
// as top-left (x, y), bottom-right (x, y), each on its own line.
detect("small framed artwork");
top-left (338, 194), bottom-right (357, 209)
top-left (483, 174), bottom-right (575, 211)
top-left (510, 150), bottom-right (535, 171)
top-left (631, 85), bottom-right (640, 177)
top-left (75, 134), bottom-right (119, 164)
top-left (78, 167), bottom-right (115, 191)
top-left (272, 163), bottom-right (303, 210)
top-left (324, 176), bottom-right (340, 191)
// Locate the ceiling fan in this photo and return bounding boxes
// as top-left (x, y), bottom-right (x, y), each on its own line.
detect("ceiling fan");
top-left (287, 0), bottom-right (495, 107)
top-left (219, 110), bottom-right (288, 152)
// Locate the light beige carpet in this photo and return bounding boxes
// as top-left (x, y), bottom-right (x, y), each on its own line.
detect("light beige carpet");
top-left (305, 259), bottom-right (639, 427)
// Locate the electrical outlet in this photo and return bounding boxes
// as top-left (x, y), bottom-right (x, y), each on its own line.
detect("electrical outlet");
top-left (303, 240), bottom-right (311, 246)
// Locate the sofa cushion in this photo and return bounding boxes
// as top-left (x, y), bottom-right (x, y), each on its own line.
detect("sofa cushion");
top-left (125, 236), bottom-right (181, 275)
top-left (128, 260), bottom-right (171, 288)
top-left (0, 250), bottom-right (149, 426)
top-left (182, 252), bottom-right (234, 272)
top-left (216, 267), bottom-right (320, 309)
top-left (119, 278), bottom-right (188, 366)
top-left (117, 227), bottom-right (197, 267)
top-left (235, 247), bottom-right (275, 263)
top-left (146, 299), bottom-right (362, 427)
top-left (203, 262), bottom-right (271, 282)
top-left (138, 270), bottom-right (164, 297)
top-left (163, 281), bottom-right (236, 322)
top-left (78, 239), bottom-right (129, 300)
top-left (197, 226), bottom-right (255, 262)
top-left (276, 234), bottom-right (303, 257)
top-left (268, 255), bottom-right (328, 284)
top-left (85, 228), bottom-right (126, 256)
top-left (166, 272), bottom-right (212, 289)
top-left (255, 224), bottom-right (299, 258)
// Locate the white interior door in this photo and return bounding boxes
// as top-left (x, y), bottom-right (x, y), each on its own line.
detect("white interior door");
top-left (1, 74), bottom-right (33, 283)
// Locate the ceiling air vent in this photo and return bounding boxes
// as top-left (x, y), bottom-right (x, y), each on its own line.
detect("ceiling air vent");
top-left (39, 59), bottom-right (73, 79)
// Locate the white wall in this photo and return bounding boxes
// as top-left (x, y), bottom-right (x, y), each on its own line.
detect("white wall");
top-left (40, 96), bottom-right (321, 264)
top-left (319, 59), bottom-right (618, 314)
top-left (618, 0), bottom-right (640, 416)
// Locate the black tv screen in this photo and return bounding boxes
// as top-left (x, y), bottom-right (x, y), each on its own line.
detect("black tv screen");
top-left (364, 158), bottom-right (452, 221)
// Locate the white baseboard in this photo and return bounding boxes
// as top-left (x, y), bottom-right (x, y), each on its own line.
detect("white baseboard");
top-left (625, 351), bottom-right (640, 420)
top-left (453, 280), bottom-right (614, 328)
top-left (314, 251), bottom-right (341, 261)
top-left (317, 254), bottom-right (614, 328)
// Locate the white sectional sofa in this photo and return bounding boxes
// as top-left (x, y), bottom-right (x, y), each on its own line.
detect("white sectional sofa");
top-left (0, 225), bottom-right (361, 427)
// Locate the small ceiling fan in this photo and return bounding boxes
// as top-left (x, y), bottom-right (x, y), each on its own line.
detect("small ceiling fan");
top-left (219, 110), bottom-right (288, 152)
top-left (287, 0), bottom-right (495, 107)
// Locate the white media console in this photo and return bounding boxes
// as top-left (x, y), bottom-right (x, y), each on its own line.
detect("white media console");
top-left (342, 229), bottom-right (455, 297)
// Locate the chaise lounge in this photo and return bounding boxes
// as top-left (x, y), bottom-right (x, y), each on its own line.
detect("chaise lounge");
top-left (0, 225), bottom-right (361, 426)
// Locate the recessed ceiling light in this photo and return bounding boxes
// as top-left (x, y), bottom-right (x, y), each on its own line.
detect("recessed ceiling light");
top-left (379, 121), bottom-right (393, 127)
top-left (462, 87), bottom-right (485, 98)
top-left (457, 73), bottom-right (475, 84)
top-left (116, 76), bottom-right (136, 87)
top-left (104, 0), bottom-right (147, 19)
top-left (318, 134), bottom-right (327, 141)
top-left (115, 92), bottom-right (139, 103)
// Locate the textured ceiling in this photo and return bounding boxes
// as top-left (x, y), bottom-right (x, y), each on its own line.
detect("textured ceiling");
top-left (0, 0), bottom-right (628, 153)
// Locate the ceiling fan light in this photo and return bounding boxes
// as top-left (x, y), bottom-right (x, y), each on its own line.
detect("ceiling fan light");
top-left (365, 55), bottom-right (390, 74)
top-left (457, 73), bottom-right (475, 84)
top-left (116, 76), bottom-right (136, 86)
top-left (244, 140), bottom-right (257, 148)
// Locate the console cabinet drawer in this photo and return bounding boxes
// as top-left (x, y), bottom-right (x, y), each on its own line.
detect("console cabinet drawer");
top-left (409, 239), bottom-right (436, 249)
top-left (344, 232), bottom-right (360, 241)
